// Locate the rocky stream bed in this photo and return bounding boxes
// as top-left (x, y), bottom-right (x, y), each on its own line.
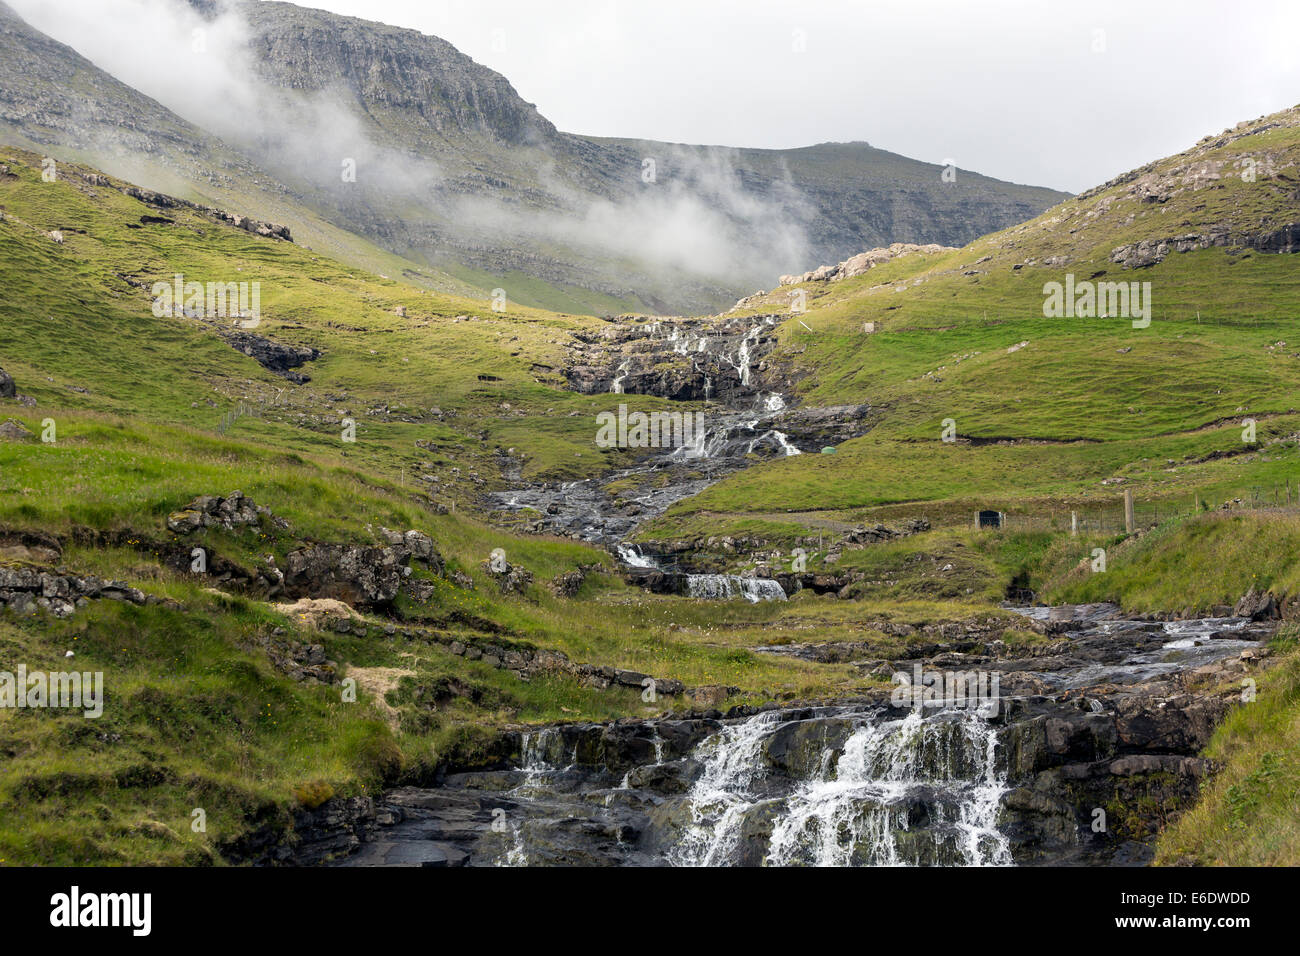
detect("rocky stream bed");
top-left (325, 604), bottom-right (1276, 867)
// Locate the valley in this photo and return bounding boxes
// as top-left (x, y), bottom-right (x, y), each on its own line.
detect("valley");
top-left (1, 1), bottom-right (1299, 872)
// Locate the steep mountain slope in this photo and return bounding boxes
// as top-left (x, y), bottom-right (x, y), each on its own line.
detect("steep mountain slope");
top-left (0, 0), bottom-right (477, 296)
top-left (1, 0), bottom-right (1068, 315)
top-left (233, 0), bottom-right (1069, 313)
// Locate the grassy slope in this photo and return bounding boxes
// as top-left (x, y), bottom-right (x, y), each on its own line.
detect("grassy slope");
top-left (639, 106), bottom-right (1300, 544)
top-left (1154, 626), bottom-right (1300, 866)
top-left (0, 147), bottom-right (901, 863)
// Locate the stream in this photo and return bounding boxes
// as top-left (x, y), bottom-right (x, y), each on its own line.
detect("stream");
top-left (341, 605), bottom-right (1273, 867)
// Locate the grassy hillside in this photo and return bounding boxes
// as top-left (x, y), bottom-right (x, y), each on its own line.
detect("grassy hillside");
top-left (639, 105), bottom-right (1300, 546)
top-left (2, 145), bottom-right (1001, 864)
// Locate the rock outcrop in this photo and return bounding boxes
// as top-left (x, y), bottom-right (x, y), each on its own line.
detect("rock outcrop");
top-left (0, 365), bottom-right (14, 398)
top-left (0, 418), bottom-right (33, 442)
top-left (779, 242), bottom-right (954, 285)
top-left (0, 564), bottom-right (150, 618)
top-left (221, 331), bottom-right (319, 383)
top-left (166, 491), bottom-right (277, 534)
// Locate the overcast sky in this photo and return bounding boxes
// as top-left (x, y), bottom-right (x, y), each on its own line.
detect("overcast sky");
top-left (260, 0), bottom-right (1297, 193)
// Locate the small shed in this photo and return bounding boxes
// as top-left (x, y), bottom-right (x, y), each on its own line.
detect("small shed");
top-left (976, 510), bottom-right (1005, 529)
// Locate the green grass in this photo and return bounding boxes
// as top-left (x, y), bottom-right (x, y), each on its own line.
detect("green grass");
top-left (5, 108), bottom-right (1300, 865)
top-left (1039, 511), bottom-right (1300, 614)
top-left (1155, 627), bottom-right (1300, 865)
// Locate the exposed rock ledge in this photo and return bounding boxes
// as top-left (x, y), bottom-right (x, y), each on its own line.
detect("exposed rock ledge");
top-left (777, 242), bottom-right (954, 286)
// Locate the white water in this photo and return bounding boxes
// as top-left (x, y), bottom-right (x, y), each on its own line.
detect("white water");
top-left (686, 574), bottom-right (787, 603)
top-left (616, 543), bottom-right (658, 569)
top-left (673, 709), bottom-right (1012, 867)
top-left (610, 359), bottom-right (631, 394)
top-left (672, 711), bottom-right (785, 866)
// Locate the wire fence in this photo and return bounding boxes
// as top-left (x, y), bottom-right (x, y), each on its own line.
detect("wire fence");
top-left (949, 480), bottom-right (1300, 535)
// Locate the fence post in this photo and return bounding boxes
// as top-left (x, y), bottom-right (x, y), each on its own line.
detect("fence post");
top-left (1124, 489), bottom-right (1135, 534)
top-left (1071, 511), bottom-right (1078, 537)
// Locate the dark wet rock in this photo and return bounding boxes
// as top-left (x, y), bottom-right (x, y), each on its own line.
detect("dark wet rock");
top-left (0, 366), bottom-right (14, 398)
top-left (223, 796), bottom-right (375, 866)
top-left (221, 331), bottom-right (320, 383)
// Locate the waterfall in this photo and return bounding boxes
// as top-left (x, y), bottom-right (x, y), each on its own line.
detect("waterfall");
top-left (772, 431), bottom-right (801, 457)
top-left (686, 574), bottom-right (787, 603)
top-left (744, 429), bottom-right (802, 457)
top-left (610, 359), bottom-right (631, 394)
top-left (671, 710), bottom-right (785, 866)
top-left (673, 709), bottom-right (1012, 867)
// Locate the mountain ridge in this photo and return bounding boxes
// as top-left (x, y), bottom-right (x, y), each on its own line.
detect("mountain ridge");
top-left (1, 0), bottom-right (1069, 314)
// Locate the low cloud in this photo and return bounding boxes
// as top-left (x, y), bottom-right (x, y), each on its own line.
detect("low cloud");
top-left (11, 0), bottom-right (813, 300)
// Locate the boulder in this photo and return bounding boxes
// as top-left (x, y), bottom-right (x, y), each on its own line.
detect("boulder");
top-left (0, 366), bottom-right (14, 399)
top-left (549, 569), bottom-right (585, 598)
top-left (482, 558), bottom-right (533, 596)
top-left (402, 530), bottom-right (444, 574)
top-left (167, 491), bottom-right (269, 534)
top-left (0, 418), bottom-right (33, 442)
top-left (284, 544), bottom-right (409, 608)
top-left (1234, 588), bottom-right (1279, 621)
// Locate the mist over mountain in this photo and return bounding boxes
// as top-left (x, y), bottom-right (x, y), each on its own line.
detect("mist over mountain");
top-left (2, 0), bottom-right (1067, 313)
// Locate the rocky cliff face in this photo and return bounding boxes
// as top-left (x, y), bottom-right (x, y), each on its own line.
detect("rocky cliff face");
top-left (241, 1), bottom-right (567, 154)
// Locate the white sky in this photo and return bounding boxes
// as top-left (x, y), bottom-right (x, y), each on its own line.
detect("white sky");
top-left (11, 0), bottom-right (1298, 193)
top-left (276, 0), bottom-right (1299, 193)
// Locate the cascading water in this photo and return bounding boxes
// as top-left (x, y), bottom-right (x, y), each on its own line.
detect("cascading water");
top-left (616, 543), bottom-right (658, 569)
top-left (348, 605), bottom-right (1271, 869)
top-left (610, 359), bottom-right (631, 394)
top-left (686, 574), bottom-right (787, 603)
top-left (673, 709), bottom-right (1011, 867)
top-left (671, 710), bottom-right (785, 866)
